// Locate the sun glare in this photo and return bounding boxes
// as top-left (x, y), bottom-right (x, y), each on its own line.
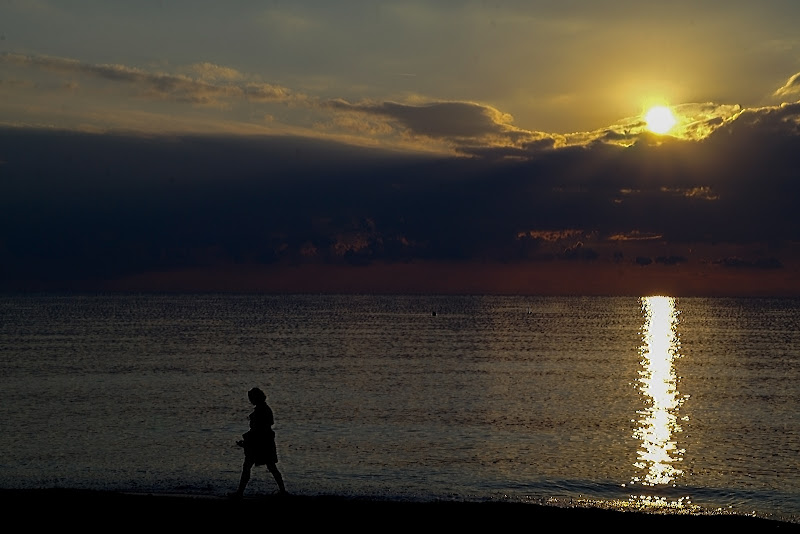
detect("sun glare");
top-left (644, 106), bottom-right (677, 135)
top-left (633, 296), bottom-right (685, 488)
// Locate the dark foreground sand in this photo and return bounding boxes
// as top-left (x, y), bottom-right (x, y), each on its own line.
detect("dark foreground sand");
top-left (3, 489), bottom-right (798, 532)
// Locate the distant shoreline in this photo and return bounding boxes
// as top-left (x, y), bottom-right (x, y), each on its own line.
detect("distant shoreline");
top-left (2, 488), bottom-right (796, 530)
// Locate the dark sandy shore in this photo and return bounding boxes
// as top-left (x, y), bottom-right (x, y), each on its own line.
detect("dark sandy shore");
top-left (3, 489), bottom-right (798, 531)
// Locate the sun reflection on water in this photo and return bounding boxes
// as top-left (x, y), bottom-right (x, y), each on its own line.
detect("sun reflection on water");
top-left (628, 296), bottom-right (690, 508)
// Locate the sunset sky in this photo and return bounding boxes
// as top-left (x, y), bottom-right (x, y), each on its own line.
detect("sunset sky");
top-left (2, 1), bottom-right (800, 295)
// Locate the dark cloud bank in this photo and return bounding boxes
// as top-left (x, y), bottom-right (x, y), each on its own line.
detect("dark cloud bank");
top-left (1, 102), bottom-right (799, 294)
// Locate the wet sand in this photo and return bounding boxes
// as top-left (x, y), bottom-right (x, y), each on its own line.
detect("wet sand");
top-left (3, 489), bottom-right (797, 531)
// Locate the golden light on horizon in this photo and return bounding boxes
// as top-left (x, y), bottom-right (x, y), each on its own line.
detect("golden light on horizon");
top-left (644, 106), bottom-right (677, 134)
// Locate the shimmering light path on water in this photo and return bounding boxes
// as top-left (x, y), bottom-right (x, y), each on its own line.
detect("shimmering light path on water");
top-left (637, 297), bottom-right (685, 484)
top-left (625, 296), bottom-right (690, 510)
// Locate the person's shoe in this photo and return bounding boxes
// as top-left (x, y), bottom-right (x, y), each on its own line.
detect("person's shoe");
top-left (227, 491), bottom-right (243, 499)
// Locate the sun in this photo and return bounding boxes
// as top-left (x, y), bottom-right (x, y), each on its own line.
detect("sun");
top-left (644, 106), bottom-right (677, 135)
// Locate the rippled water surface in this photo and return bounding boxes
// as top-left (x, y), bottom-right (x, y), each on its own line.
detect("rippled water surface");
top-left (0, 294), bottom-right (798, 522)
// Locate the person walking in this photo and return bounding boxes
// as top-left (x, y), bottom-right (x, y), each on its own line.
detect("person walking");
top-left (229, 387), bottom-right (286, 497)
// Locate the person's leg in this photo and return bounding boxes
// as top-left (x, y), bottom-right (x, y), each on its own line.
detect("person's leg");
top-left (266, 462), bottom-right (286, 494)
top-left (231, 458), bottom-right (255, 497)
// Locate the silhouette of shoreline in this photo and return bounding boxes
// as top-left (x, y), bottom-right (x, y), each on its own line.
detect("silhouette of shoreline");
top-left (1, 489), bottom-right (795, 530)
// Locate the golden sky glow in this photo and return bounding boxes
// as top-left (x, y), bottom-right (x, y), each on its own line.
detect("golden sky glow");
top-left (1, 2), bottom-right (800, 152)
top-left (3, 3), bottom-right (800, 295)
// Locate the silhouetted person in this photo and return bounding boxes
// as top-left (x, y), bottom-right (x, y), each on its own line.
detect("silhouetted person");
top-left (229, 387), bottom-right (286, 498)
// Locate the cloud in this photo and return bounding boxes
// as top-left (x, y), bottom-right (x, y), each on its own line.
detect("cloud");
top-left (0, 53), bottom-right (295, 106)
top-left (5, 53), bottom-right (550, 152)
top-left (716, 101), bottom-right (800, 138)
top-left (608, 232), bottom-right (663, 242)
top-left (325, 99), bottom-right (510, 137)
top-left (324, 98), bottom-right (560, 156)
top-left (671, 102), bottom-right (741, 140)
top-left (2, 52), bottom-right (800, 168)
top-left (660, 186), bottom-right (719, 201)
top-left (347, 100), bottom-right (518, 138)
top-left (713, 257), bottom-right (783, 269)
top-left (2, 95), bottom-right (800, 290)
top-left (518, 230), bottom-right (584, 242)
top-left (189, 62), bottom-right (245, 82)
top-left (0, 52), bottom-right (759, 158)
top-left (583, 102), bottom-right (740, 146)
top-left (774, 72), bottom-right (800, 98)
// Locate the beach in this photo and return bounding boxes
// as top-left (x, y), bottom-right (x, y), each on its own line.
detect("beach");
top-left (3, 489), bottom-right (796, 531)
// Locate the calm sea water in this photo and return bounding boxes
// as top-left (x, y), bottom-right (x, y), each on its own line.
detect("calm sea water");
top-left (0, 294), bottom-right (798, 522)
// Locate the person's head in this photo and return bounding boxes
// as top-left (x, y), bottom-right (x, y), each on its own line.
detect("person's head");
top-left (248, 387), bottom-right (267, 405)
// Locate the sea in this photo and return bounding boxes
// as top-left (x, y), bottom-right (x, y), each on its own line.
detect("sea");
top-left (0, 294), bottom-right (798, 523)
